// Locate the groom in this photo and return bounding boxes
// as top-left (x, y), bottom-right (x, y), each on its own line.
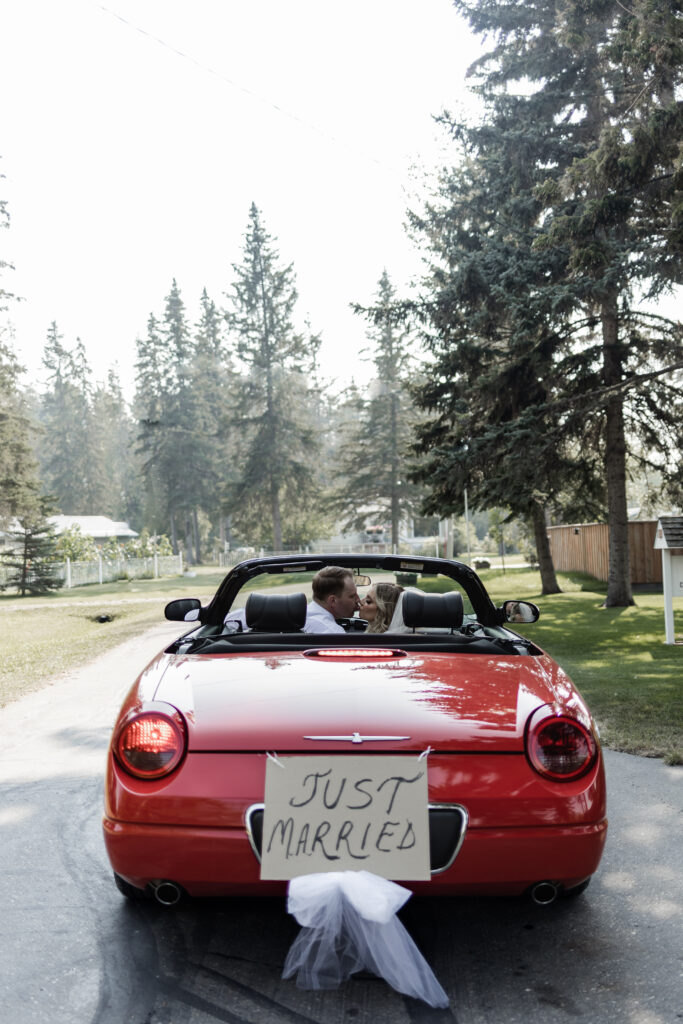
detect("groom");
top-left (224, 565), bottom-right (361, 633)
top-left (304, 566), bottom-right (361, 633)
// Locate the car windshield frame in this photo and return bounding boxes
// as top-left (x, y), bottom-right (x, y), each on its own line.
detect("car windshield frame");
top-left (202, 553), bottom-right (503, 628)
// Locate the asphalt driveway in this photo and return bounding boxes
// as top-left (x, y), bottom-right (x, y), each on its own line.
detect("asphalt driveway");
top-left (0, 625), bottom-right (680, 1023)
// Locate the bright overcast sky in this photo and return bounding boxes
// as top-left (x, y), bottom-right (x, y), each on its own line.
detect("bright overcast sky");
top-left (0, 0), bottom-right (481, 397)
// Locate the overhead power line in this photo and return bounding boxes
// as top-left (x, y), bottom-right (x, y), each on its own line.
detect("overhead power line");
top-left (92, 2), bottom-right (402, 179)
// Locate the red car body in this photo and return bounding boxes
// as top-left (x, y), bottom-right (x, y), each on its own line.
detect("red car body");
top-left (103, 554), bottom-right (607, 905)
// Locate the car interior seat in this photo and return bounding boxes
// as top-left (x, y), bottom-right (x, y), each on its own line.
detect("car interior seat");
top-left (401, 590), bottom-right (464, 632)
top-left (244, 592), bottom-right (307, 632)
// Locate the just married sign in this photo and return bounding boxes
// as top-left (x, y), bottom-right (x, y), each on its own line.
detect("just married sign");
top-left (260, 755), bottom-right (430, 880)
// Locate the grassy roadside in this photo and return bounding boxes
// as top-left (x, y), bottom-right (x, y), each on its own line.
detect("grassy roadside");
top-left (477, 568), bottom-right (683, 765)
top-left (1, 566), bottom-right (681, 763)
top-left (0, 567), bottom-right (311, 706)
top-left (0, 569), bottom-right (224, 707)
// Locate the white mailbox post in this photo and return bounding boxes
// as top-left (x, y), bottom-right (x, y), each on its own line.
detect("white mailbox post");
top-left (654, 517), bottom-right (683, 645)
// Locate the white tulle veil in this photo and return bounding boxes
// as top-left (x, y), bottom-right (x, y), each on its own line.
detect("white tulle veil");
top-left (386, 587), bottom-right (423, 633)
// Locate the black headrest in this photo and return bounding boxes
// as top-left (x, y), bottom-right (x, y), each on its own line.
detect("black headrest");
top-left (245, 592), bottom-right (307, 632)
top-left (402, 591), bottom-right (464, 630)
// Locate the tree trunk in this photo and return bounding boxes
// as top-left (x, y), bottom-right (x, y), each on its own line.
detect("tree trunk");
top-left (390, 391), bottom-right (400, 550)
top-left (184, 515), bottom-right (195, 566)
top-left (170, 511), bottom-right (178, 556)
top-left (192, 508), bottom-right (201, 564)
top-left (601, 295), bottom-right (634, 607)
top-left (530, 502), bottom-right (561, 594)
top-left (20, 530), bottom-right (30, 597)
top-left (271, 475), bottom-right (282, 552)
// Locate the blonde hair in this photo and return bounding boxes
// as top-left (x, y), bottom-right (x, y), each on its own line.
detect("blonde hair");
top-left (366, 583), bottom-right (404, 633)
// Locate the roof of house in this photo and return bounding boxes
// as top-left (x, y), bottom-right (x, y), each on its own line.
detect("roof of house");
top-left (654, 516), bottom-right (683, 550)
top-left (48, 516), bottom-right (138, 539)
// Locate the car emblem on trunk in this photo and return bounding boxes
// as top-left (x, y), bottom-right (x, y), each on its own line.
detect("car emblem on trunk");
top-left (303, 733), bottom-right (410, 744)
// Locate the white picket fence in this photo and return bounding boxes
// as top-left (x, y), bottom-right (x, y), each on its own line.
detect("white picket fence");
top-left (0, 553), bottom-right (185, 590)
top-left (54, 553), bottom-right (184, 588)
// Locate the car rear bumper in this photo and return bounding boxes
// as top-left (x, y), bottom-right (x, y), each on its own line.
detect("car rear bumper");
top-left (102, 814), bottom-right (607, 898)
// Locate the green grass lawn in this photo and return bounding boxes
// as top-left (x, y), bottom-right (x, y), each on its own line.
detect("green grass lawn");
top-left (476, 568), bottom-right (682, 764)
top-left (0, 567), bottom-right (313, 706)
top-left (1, 565), bottom-right (681, 763)
top-left (0, 568), bottom-right (224, 706)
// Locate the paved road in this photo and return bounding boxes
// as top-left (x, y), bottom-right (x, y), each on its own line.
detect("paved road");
top-left (0, 625), bottom-right (681, 1024)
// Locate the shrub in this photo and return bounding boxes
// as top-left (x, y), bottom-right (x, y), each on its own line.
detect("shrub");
top-left (54, 525), bottom-right (98, 562)
top-left (124, 530), bottom-right (173, 558)
top-left (395, 572), bottom-right (418, 586)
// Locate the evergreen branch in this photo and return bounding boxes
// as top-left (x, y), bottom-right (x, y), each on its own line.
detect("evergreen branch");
top-left (552, 360), bottom-right (683, 416)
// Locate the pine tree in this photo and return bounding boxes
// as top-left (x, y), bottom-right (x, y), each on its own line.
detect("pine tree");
top-left (225, 204), bottom-right (322, 550)
top-left (159, 280), bottom-right (196, 557)
top-left (0, 158), bottom-right (14, 313)
top-left (0, 172), bottom-right (42, 525)
top-left (134, 285), bottom-right (194, 556)
top-left (184, 288), bottom-right (233, 561)
top-left (407, 79), bottom-right (603, 592)
top-left (331, 271), bottom-right (423, 551)
top-left (411, 0), bottom-right (683, 603)
top-left (134, 284), bottom-right (237, 561)
top-left (0, 338), bottom-right (42, 526)
top-left (134, 313), bottom-right (169, 534)
top-left (38, 325), bottom-right (105, 513)
top-left (0, 498), bottom-right (63, 596)
top-left (527, 0), bottom-right (683, 604)
top-left (90, 369), bottom-right (140, 522)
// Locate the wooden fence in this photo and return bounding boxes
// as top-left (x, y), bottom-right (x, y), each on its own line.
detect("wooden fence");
top-left (546, 520), bottom-right (668, 584)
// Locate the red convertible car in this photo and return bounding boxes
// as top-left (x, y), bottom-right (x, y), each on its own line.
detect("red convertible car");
top-left (103, 554), bottom-right (607, 907)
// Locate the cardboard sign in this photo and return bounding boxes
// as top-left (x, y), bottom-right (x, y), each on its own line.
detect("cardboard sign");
top-left (260, 755), bottom-right (430, 880)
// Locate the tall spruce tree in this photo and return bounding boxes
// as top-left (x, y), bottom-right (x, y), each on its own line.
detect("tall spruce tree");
top-left (159, 279), bottom-right (197, 558)
top-left (225, 204), bottom-right (322, 551)
top-left (0, 339), bottom-right (42, 526)
top-left (185, 288), bottom-right (233, 559)
top-left (0, 173), bottom-right (42, 525)
top-left (39, 326), bottom-right (104, 512)
top-left (135, 283), bottom-right (197, 558)
top-left (134, 284), bottom-right (235, 561)
top-left (90, 369), bottom-right (140, 522)
top-left (408, 119), bottom-right (605, 593)
top-left (1, 497), bottom-right (62, 596)
top-left (134, 312), bottom-right (169, 534)
top-left (0, 158), bottom-right (14, 313)
top-left (331, 271), bottom-right (422, 550)
top-left (411, 0), bottom-right (683, 604)
top-left (528, 0), bottom-right (683, 604)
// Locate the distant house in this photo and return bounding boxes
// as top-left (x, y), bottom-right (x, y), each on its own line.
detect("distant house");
top-left (48, 516), bottom-right (138, 545)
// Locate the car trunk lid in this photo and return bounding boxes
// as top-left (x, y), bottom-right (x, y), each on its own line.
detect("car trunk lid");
top-left (155, 648), bottom-right (562, 753)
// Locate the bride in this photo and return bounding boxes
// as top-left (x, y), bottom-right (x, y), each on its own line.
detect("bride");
top-left (358, 583), bottom-right (404, 633)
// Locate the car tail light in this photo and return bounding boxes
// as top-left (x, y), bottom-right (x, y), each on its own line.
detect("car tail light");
top-left (115, 711), bottom-right (186, 779)
top-left (527, 712), bottom-right (597, 781)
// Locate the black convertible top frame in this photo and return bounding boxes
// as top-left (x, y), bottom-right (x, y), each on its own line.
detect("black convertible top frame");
top-left (201, 552), bottom-right (503, 628)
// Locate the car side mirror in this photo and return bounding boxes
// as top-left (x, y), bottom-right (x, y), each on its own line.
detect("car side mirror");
top-left (502, 600), bottom-right (540, 624)
top-left (165, 598), bottom-right (202, 622)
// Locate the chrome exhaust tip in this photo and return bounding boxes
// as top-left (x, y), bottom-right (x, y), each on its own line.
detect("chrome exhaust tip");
top-left (150, 880), bottom-right (183, 907)
top-left (530, 881), bottom-right (560, 906)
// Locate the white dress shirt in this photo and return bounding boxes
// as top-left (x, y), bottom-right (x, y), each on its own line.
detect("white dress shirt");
top-left (303, 601), bottom-right (345, 634)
